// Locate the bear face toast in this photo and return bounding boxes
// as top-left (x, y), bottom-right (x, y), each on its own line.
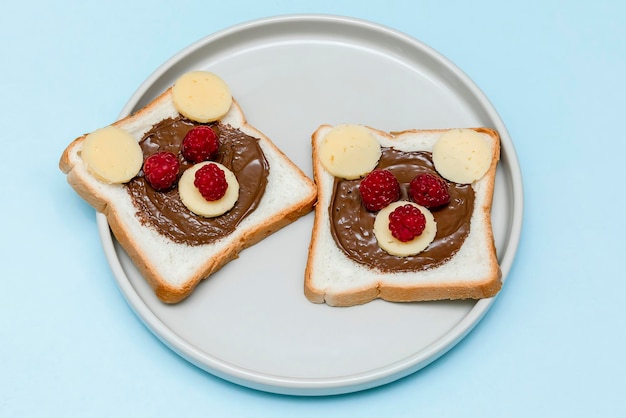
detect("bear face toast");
top-left (60, 71), bottom-right (317, 303)
top-left (305, 124), bottom-right (501, 307)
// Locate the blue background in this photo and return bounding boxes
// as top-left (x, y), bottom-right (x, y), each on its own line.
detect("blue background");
top-left (2, 0), bottom-right (624, 416)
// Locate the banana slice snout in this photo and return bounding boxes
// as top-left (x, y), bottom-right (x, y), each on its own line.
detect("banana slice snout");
top-left (373, 201), bottom-right (437, 257)
top-left (178, 162), bottom-right (239, 217)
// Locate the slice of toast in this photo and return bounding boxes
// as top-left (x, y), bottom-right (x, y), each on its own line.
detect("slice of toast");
top-left (60, 86), bottom-right (317, 303)
top-left (305, 125), bottom-right (501, 307)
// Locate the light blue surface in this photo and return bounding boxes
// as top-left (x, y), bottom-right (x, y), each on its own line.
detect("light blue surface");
top-left (1, 0), bottom-right (624, 416)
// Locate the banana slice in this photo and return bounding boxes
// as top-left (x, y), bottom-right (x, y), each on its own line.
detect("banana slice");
top-left (432, 129), bottom-right (492, 184)
top-left (172, 71), bottom-right (232, 123)
top-left (373, 201), bottom-right (437, 257)
top-left (178, 162), bottom-right (239, 217)
top-left (81, 125), bottom-right (142, 184)
top-left (318, 124), bottom-right (381, 180)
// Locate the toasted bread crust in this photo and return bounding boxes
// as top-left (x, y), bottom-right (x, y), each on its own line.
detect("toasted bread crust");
top-left (60, 89), bottom-right (317, 303)
top-left (305, 126), bottom-right (501, 307)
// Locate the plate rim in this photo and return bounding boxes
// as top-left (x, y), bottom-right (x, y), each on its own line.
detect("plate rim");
top-left (96, 13), bottom-right (523, 396)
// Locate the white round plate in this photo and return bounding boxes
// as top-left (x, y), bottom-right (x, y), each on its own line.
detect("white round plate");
top-left (97, 14), bottom-right (523, 396)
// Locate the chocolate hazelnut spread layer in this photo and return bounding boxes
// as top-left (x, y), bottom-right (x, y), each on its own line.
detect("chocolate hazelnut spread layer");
top-left (329, 148), bottom-right (474, 272)
top-left (126, 116), bottom-right (269, 246)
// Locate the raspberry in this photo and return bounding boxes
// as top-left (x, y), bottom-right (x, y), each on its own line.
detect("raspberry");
top-left (194, 163), bottom-right (228, 201)
top-left (388, 204), bottom-right (426, 242)
top-left (409, 173), bottom-right (450, 208)
top-left (359, 169), bottom-right (400, 211)
top-left (143, 151), bottom-right (180, 191)
top-left (181, 126), bottom-right (219, 163)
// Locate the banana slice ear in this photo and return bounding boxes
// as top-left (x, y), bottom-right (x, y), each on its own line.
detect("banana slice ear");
top-left (172, 71), bottom-right (233, 123)
top-left (318, 124), bottom-right (381, 180)
top-left (81, 125), bottom-right (143, 184)
top-left (432, 128), bottom-right (491, 184)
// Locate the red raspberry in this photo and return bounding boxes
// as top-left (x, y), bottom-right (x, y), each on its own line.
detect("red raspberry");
top-left (194, 163), bottom-right (228, 201)
top-left (143, 151), bottom-right (180, 191)
top-left (409, 173), bottom-right (450, 208)
top-left (388, 204), bottom-right (426, 242)
top-left (181, 126), bottom-right (219, 163)
top-left (359, 169), bottom-right (400, 211)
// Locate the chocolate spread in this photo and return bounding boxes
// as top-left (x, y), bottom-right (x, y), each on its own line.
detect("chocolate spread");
top-left (329, 148), bottom-right (474, 272)
top-left (126, 116), bottom-right (269, 246)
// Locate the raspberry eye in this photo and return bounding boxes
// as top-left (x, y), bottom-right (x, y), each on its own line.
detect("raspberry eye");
top-left (143, 151), bottom-right (180, 191)
top-left (409, 173), bottom-right (450, 208)
top-left (359, 169), bottom-right (400, 211)
top-left (181, 126), bottom-right (220, 163)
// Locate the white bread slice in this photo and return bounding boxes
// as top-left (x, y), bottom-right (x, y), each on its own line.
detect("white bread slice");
top-left (305, 125), bottom-right (501, 307)
top-left (60, 88), bottom-right (317, 303)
